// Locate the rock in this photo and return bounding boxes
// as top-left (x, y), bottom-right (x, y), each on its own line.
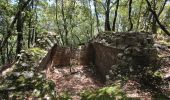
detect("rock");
top-left (91, 32), bottom-right (158, 82)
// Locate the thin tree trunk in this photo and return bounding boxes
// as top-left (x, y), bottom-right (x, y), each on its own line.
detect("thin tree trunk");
top-left (145, 0), bottom-right (170, 36)
top-left (28, 19), bottom-right (31, 48)
top-left (105, 0), bottom-right (111, 31)
top-left (144, 9), bottom-right (152, 31)
top-left (6, 40), bottom-right (9, 62)
top-left (128, 0), bottom-right (133, 31)
top-left (158, 0), bottom-right (168, 17)
top-left (112, 0), bottom-right (119, 31)
top-left (93, 0), bottom-right (100, 32)
top-left (55, 0), bottom-right (64, 45)
top-left (34, 31), bottom-right (38, 44)
top-left (151, 0), bottom-right (157, 34)
top-left (31, 28), bottom-right (35, 45)
top-left (136, 0), bottom-right (143, 30)
top-left (34, 0), bottom-right (38, 45)
top-left (0, 49), bottom-right (5, 65)
top-left (28, 0), bottom-right (34, 48)
top-left (61, 0), bottom-right (69, 45)
top-left (150, 0), bottom-right (168, 34)
top-left (88, 0), bottom-right (93, 37)
top-left (69, 0), bottom-right (76, 44)
top-left (16, 1), bottom-right (24, 55)
top-left (9, 41), bottom-right (15, 63)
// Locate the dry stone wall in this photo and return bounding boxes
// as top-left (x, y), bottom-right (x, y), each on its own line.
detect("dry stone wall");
top-left (91, 32), bottom-right (158, 82)
top-left (39, 32), bottom-right (159, 83)
top-left (39, 44), bottom-right (93, 69)
top-left (39, 43), bottom-right (94, 71)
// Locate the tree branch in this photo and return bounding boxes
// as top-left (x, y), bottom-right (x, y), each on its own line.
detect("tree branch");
top-left (145, 0), bottom-right (170, 36)
top-left (158, 0), bottom-right (168, 17)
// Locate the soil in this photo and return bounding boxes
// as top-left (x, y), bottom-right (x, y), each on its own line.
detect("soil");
top-left (46, 65), bottom-right (157, 99)
top-left (45, 65), bottom-right (104, 99)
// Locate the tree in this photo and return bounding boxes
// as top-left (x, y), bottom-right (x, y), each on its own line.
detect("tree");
top-left (128, 0), bottom-right (133, 31)
top-left (61, 0), bottom-right (69, 45)
top-left (27, 0), bottom-right (35, 48)
top-left (112, 0), bottom-right (119, 31)
top-left (94, 0), bottom-right (100, 32)
top-left (145, 0), bottom-right (170, 36)
top-left (105, 0), bottom-right (111, 31)
top-left (136, 0), bottom-right (144, 31)
top-left (16, 0), bottom-right (25, 55)
top-left (0, 0), bottom-right (31, 48)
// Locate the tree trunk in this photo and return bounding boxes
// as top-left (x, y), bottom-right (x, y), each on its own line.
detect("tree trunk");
top-left (28, 19), bottom-right (32, 48)
top-left (151, 0), bottom-right (157, 34)
top-left (0, 0), bottom-right (31, 48)
top-left (105, 0), bottom-right (111, 31)
top-left (31, 28), bottom-right (35, 45)
top-left (112, 0), bottom-right (119, 31)
top-left (128, 0), bottom-right (133, 31)
top-left (0, 48), bottom-right (5, 65)
top-left (136, 0), bottom-right (143, 30)
top-left (28, 0), bottom-right (34, 48)
top-left (88, 0), bottom-right (93, 38)
top-left (158, 0), bottom-right (168, 17)
top-left (16, 4), bottom-right (24, 55)
top-left (145, 0), bottom-right (170, 36)
top-left (61, 0), bottom-right (69, 45)
top-left (93, 0), bottom-right (100, 32)
top-left (55, 0), bottom-right (64, 45)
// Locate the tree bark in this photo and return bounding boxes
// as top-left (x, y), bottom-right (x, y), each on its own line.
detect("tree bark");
top-left (93, 0), bottom-right (100, 32)
top-left (105, 0), bottom-right (111, 31)
top-left (128, 0), bottom-right (133, 31)
top-left (55, 0), bottom-right (64, 45)
top-left (28, 0), bottom-right (34, 48)
top-left (16, 0), bottom-right (24, 55)
top-left (112, 0), bottom-right (119, 31)
top-left (61, 0), bottom-right (69, 45)
top-left (151, 0), bottom-right (157, 34)
top-left (88, 0), bottom-right (93, 37)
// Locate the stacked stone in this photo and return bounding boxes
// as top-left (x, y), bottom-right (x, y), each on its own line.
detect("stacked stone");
top-left (92, 32), bottom-right (159, 82)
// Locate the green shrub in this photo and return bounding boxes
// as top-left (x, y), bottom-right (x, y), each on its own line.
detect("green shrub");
top-left (81, 84), bottom-right (127, 100)
top-left (58, 92), bottom-right (72, 100)
top-left (0, 47), bottom-right (56, 99)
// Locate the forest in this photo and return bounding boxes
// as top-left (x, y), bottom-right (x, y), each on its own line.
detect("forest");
top-left (0, 0), bottom-right (170, 99)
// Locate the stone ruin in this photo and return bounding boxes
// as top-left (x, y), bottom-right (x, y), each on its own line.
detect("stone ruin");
top-left (38, 44), bottom-right (93, 70)
top-left (39, 32), bottom-right (159, 83)
top-left (91, 32), bottom-right (159, 82)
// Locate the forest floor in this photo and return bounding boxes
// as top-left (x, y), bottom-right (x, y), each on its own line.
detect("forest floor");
top-left (45, 37), bottom-right (170, 100)
top-left (46, 65), bottom-right (104, 99)
top-left (45, 65), bottom-right (153, 99)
